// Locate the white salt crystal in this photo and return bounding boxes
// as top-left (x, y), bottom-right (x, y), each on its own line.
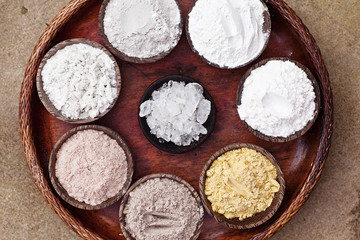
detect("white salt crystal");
top-left (193, 122), bottom-right (207, 135)
top-left (166, 100), bottom-right (181, 117)
top-left (139, 100), bottom-right (152, 117)
top-left (146, 116), bottom-right (156, 129)
top-left (196, 99), bottom-right (211, 124)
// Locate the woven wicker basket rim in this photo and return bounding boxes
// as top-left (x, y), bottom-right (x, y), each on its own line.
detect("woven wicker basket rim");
top-left (18, 0), bottom-right (333, 239)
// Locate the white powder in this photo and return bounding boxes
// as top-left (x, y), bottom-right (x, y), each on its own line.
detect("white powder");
top-left (103, 0), bottom-right (182, 59)
top-left (237, 60), bottom-right (316, 137)
top-left (41, 43), bottom-right (118, 120)
top-left (55, 130), bottom-right (128, 206)
top-left (139, 81), bottom-right (211, 146)
top-left (123, 178), bottom-right (203, 240)
top-left (188, 0), bottom-right (269, 68)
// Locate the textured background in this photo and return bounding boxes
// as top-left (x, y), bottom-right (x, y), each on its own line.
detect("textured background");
top-left (0, 0), bottom-right (359, 239)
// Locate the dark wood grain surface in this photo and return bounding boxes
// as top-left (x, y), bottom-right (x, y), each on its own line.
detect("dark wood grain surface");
top-left (31, 0), bottom-right (323, 239)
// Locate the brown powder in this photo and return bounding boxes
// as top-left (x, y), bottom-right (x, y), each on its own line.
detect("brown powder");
top-left (123, 178), bottom-right (203, 240)
top-left (55, 129), bottom-right (128, 206)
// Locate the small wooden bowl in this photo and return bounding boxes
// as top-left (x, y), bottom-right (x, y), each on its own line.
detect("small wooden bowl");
top-left (98, 0), bottom-right (183, 63)
top-left (185, 0), bottom-right (271, 69)
top-left (236, 57), bottom-right (321, 142)
top-left (119, 173), bottom-right (204, 240)
top-left (36, 38), bottom-right (121, 124)
top-left (199, 143), bottom-right (285, 229)
top-left (49, 125), bottom-right (134, 210)
top-left (138, 75), bottom-right (216, 154)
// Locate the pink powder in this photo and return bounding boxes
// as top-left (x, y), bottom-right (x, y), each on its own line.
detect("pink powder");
top-left (55, 129), bottom-right (128, 206)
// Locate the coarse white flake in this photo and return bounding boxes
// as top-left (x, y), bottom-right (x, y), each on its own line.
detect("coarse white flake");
top-left (103, 0), bottom-right (181, 58)
top-left (41, 43), bottom-right (118, 120)
top-left (237, 60), bottom-right (316, 137)
top-left (139, 81), bottom-right (211, 146)
top-left (188, 0), bottom-right (269, 68)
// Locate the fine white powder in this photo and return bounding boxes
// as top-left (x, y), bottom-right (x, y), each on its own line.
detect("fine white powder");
top-left (55, 130), bottom-right (128, 206)
top-left (188, 0), bottom-right (269, 68)
top-left (139, 81), bottom-right (211, 146)
top-left (41, 43), bottom-right (118, 119)
top-left (123, 178), bottom-right (203, 240)
top-left (103, 0), bottom-right (181, 58)
top-left (237, 60), bottom-right (316, 137)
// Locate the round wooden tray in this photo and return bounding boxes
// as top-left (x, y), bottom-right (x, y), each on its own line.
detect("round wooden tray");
top-left (19, 0), bottom-right (333, 240)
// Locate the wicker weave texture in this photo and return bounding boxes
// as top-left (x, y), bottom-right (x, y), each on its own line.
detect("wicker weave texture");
top-left (19, 0), bottom-right (333, 239)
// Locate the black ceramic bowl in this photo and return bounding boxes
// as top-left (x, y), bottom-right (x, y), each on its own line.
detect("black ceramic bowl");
top-left (138, 75), bottom-right (216, 154)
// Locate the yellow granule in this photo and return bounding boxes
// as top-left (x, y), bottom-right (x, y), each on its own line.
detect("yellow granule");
top-left (205, 148), bottom-right (280, 220)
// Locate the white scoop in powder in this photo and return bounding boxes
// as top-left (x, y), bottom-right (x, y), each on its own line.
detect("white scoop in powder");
top-left (188, 0), bottom-right (270, 68)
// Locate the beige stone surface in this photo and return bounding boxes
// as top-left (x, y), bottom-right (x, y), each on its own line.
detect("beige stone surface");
top-left (0, 0), bottom-right (359, 239)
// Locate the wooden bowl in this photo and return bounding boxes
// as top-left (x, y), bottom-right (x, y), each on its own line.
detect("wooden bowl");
top-left (119, 173), bottom-right (204, 240)
top-left (98, 0), bottom-right (183, 63)
top-left (236, 57), bottom-right (321, 142)
top-left (138, 75), bottom-right (216, 154)
top-left (36, 38), bottom-right (121, 124)
top-left (199, 143), bottom-right (285, 229)
top-left (185, 0), bottom-right (271, 69)
top-left (49, 125), bottom-right (134, 210)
